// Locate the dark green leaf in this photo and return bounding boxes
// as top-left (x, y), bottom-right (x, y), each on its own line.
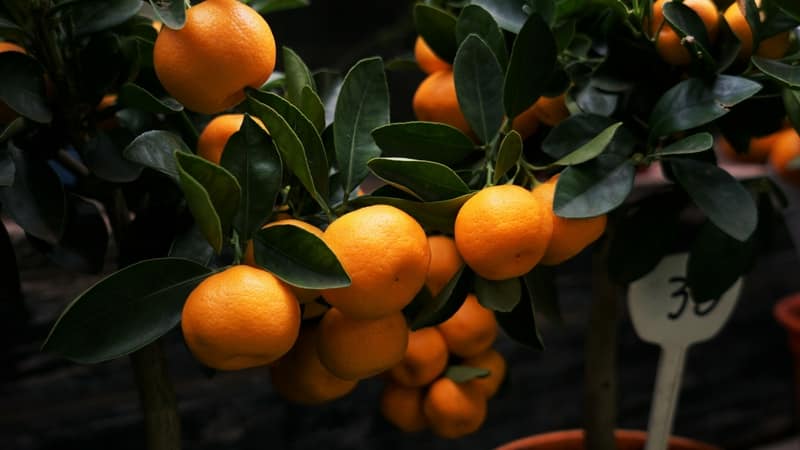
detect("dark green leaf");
top-left (118, 82), bottom-right (183, 113)
top-left (784, 88), bottom-right (800, 134)
top-left (42, 258), bottom-right (212, 364)
top-left (300, 86), bottom-right (326, 133)
top-left (668, 158), bottom-right (757, 242)
top-left (169, 225), bottom-right (215, 266)
top-left (687, 219), bottom-right (755, 303)
top-left (220, 115), bottom-right (282, 242)
top-left (495, 280), bottom-right (544, 350)
top-left (283, 47), bottom-right (316, 106)
top-left (494, 131), bottom-right (522, 183)
top-left (523, 265), bottom-right (561, 324)
top-left (149, 0), bottom-right (185, 30)
top-left (774, 0), bottom-right (800, 20)
top-left (553, 155), bottom-right (635, 218)
top-left (652, 133), bottom-right (713, 158)
top-left (371, 121), bottom-right (475, 165)
top-left (444, 365), bottom-right (490, 382)
top-left (475, 276), bottom-right (521, 312)
top-left (503, 13), bottom-right (557, 119)
top-left (662, 1), bottom-right (715, 71)
top-left (406, 265), bottom-right (473, 330)
top-left (314, 70), bottom-right (343, 126)
top-left (752, 57), bottom-right (800, 88)
top-left (414, 4), bottom-right (459, 62)
top-left (454, 34), bottom-right (505, 143)
top-left (123, 130), bottom-right (191, 181)
top-left (67, 0), bottom-right (144, 36)
top-left (254, 224), bottom-right (350, 289)
top-left (547, 122), bottom-right (622, 167)
top-left (333, 57), bottom-right (390, 197)
top-left (248, 0), bottom-right (310, 14)
top-left (0, 143), bottom-right (65, 244)
top-left (0, 117), bottom-right (26, 144)
top-left (82, 129), bottom-right (143, 183)
top-left (456, 5), bottom-right (509, 67)
top-left (368, 157), bottom-right (471, 202)
top-left (471, 0), bottom-right (529, 33)
top-left (350, 192), bottom-right (475, 234)
top-left (175, 152), bottom-right (241, 253)
top-left (0, 52), bottom-right (51, 123)
top-left (542, 113), bottom-right (617, 159)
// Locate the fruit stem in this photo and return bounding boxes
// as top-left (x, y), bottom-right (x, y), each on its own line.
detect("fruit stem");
top-left (130, 340), bottom-right (182, 450)
top-left (584, 224), bottom-right (620, 450)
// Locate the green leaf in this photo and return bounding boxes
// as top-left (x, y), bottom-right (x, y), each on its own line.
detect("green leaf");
top-left (774, 0), bottom-right (800, 20)
top-left (248, 0), bottom-right (310, 14)
top-left (662, 1), bottom-right (715, 71)
top-left (406, 265), bottom-right (473, 330)
top-left (471, 0), bottom-right (529, 33)
top-left (123, 130), bottom-right (191, 181)
top-left (253, 224), bottom-right (350, 289)
top-left (300, 86), bottom-right (326, 133)
top-left (523, 265), bottom-right (561, 324)
top-left (118, 82), bottom-right (183, 114)
top-left (784, 88), bottom-right (800, 134)
top-left (175, 152), bottom-right (241, 253)
top-left (0, 52), bottom-right (52, 123)
top-left (553, 155), bottom-right (635, 218)
top-left (368, 157), bottom-right (471, 202)
top-left (668, 158), bottom-right (757, 242)
top-left (456, 5), bottom-right (509, 67)
top-left (494, 131), bottom-right (522, 183)
top-left (333, 57), bottom-right (390, 197)
top-left (542, 114), bottom-right (618, 159)
top-left (220, 115), bottom-right (282, 243)
top-left (149, 0), bottom-right (185, 30)
top-left (454, 34), bottom-right (505, 144)
top-left (752, 57), bottom-right (800, 88)
top-left (444, 365), bottom-right (490, 382)
top-left (350, 192), bottom-right (475, 234)
top-left (283, 47), bottom-right (317, 106)
top-left (503, 13), bottom-right (557, 119)
top-left (67, 0), bottom-right (144, 36)
top-left (0, 143), bottom-right (65, 244)
top-left (0, 117), bottom-right (26, 144)
top-left (414, 4), bottom-right (459, 62)
top-left (652, 133), bottom-right (713, 158)
top-left (169, 225), bottom-right (215, 267)
top-left (42, 258), bottom-right (212, 364)
top-left (475, 276), bottom-right (521, 312)
top-left (371, 121), bottom-right (476, 165)
top-left (687, 219), bottom-right (756, 303)
top-left (547, 122), bottom-right (622, 167)
top-left (495, 280), bottom-right (544, 350)
top-left (246, 90), bottom-right (329, 207)
top-left (82, 129), bottom-right (143, 183)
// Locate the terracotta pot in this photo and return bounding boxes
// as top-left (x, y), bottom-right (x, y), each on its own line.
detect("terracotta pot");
top-left (773, 293), bottom-right (800, 406)
top-left (495, 429), bottom-right (719, 450)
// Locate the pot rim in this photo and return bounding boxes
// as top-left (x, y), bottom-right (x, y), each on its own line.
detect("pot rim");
top-left (774, 293), bottom-right (800, 334)
top-left (494, 429), bottom-right (719, 450)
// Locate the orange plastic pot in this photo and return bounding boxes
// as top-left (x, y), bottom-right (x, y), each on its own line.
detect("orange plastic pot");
top-left (773, 293), bottom-right (800, 406)
top-left (494, 429), bottom-right (719, 450)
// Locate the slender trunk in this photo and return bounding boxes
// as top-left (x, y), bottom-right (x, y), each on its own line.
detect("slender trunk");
top-left (130, 341), bottom-right (182, 450)
top-left (584, 234), bottom-right (619, 450)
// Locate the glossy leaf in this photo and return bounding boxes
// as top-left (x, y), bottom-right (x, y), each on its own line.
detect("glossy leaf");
top-left (350, 192), bottom-right (474, 233)
top-left (333, 57), bottom-right (390, 197)
top-left (0, 117), bottom-right (25, 144)
top-left (475, 276), bottom-right (521, 312)
top-left (784, 88), bottom-right (800, 134)
top-left (752, 57), bottom-right (800, 88)
top-left (495, 280), bottom-right (544, 350)
top-left (248, 0), bottom-right (310, 14)
top-left (253, 224), bottom-right (350, 289)
top-left (82, 130), bottom-right (143, 183)
top-left (67, 0), bottom-right (144, 36)
top-left (456, 5), bottom-right (509, 67)
top-left (494, 131), bottom-right (522, 183)
top-left (220, 115), bottom-right (282, 242)
top-left (123, 130), bottom-right (191, 181)
top-left (542, 114), bottom-right (617, 159)
top-left (406, 265), bottom-right (473, 330)
top-left (300, 86), bottom-right (326, 133)
top-left (445, 365), bottom-right (490, 382)
top-left (314, 70), bottom-right (343, 126)
top-left (503, 14), bottom-right (557, 119)
top-left (652, 133), bottom-right (713, 158)
top-left (368, 157), bottom-right (471, 202)
top-left (283, 47), bottom-right (317, 106)
top-left (118, 82), bottom-right (183, 113)
top-left (149, 0), bottom-right (185, 30)
top-left (0, 52), bottom-right (52, 123)
top-left (547, 122), bottom-right (622, 167)
top-left (176, 152), bottom-right (241, 253)
top-left (169, 225), bottom-right (215, 267)
top-left (371, 121), bottom-right (475, 165)
top-left (668, 158), bottom-right (757, 242)
top-left (0, 143), bottom-right (65, 244)
top-left (471, 0), bottom-right (529, 33)
top-left (553, 155), bottom-right (635, 218)
top-left (42, 258), bottom-right (212, 364)
top-left (687, 219), bottom-right (756, 303)
top-left (414, 4), bottom-right (459, 62)
top-left (454, 34), bottom-right (505, 143)
top-left (523, 266), bottom-right (561, 324)
top-left (662, 1), bottom-right (715, 71)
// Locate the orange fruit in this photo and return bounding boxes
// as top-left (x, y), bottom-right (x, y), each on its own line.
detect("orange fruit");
top-left (532, 94), bottom-right (570, 128)
top-left (531, 175), bottom-right (608, 266)
top-left (153, 0), bottom-right (276, 114)
top-left (414, 36), bottom-right (451, 75)
top-left (269, 324), bottom-right (357, 405)
top-left (425, 235), bottom-right (464, 297)
top-left (412, 70), bottom-right (473, 138)
top-left (724, 0), bottom-right (791, 60)
top-left (316, 308), bottom-right (409, 380)
top-left (321, 205), bottom-right (431, 320)
top-left (197, 114), bottom-right (267, 165)
top-left (716, 133), bottom-right (780, 163)
top-left (181, 265), bottom-right (301, 371)
top-left (462, 348), bottom-right (508, 399)
top-left (380, 382), bottom-right (428, 433)
top-left (511, 104), bottom-right (541, 140)
top-left (768, 129), bottom-right (800, 184)
top-left (437, 294), bottom-right (497, 358)
top-left (454, 184), bottom-right (553, 280)
top-left (388, 327), bottom-right (449, 387)
top-left (650, 0), bottom-right (720, 66)
top-left (0, 42), bottom-right (26, 124)
top-left (423, 377), bottom-right (488, 439)
top-left (244, 218), bottom-right (323, 304)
